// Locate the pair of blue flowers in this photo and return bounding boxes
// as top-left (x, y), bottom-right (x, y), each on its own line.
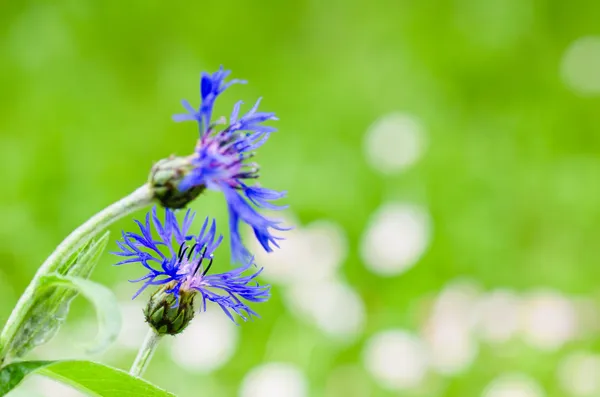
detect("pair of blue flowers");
top-left (112, 68), bottom-right (286, 323)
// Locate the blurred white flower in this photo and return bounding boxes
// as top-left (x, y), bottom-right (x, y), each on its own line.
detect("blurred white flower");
top-left (239, 363), bottom-right (308, 397)
top-left (423, 279), bottom-right (480, 375)
top-left (424, 320), bottom-right (478, 376)
top-left (361, 203), bottom-right (431, 276)
top-left (572, 297), bottom-right (600, 338)
top-left (473, 289), bottom-right (520, 343)
top-left (252, 217), bottom-right (347, 285)
top-left (285, 278), bottom-right (365, 341)
top-left (557, 351), bottom-right (600, 397)
top-left (519, 290), bottom-right (577, 351)
top-left (561, 36), bottom-right (600, 95)
top-left (116, 301), bottom-right (148, 350)
top-left (363, 329), bottom-right (429, 390)
top-left (364, 112), bottom-right (426, 174)
top-left (169, 308), bottom-right (238, 373)
top-left (482, 373), bottom-right (545, 397)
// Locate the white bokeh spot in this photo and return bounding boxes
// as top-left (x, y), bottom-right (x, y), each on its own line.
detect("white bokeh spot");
top-left (285, 279), bottom-right (365, 341)
top-left (299, 220), bottom-right (348, 281)
top-left (364, 113), bottom-right (426, 174)
top-left (116, 301), bottom-right (148, 350)
top-left (239, 363), bottom-right (308, 397)
top-left (561, 36), bottom-right (600, 95)
top-left (423, 279), bottom-right (480, 375)
top-left (363, 329), bottom-right (429, 390)
top-left (519, 290), bottom-right (577, 351)
top-left (361, 203), bottom-right (431, 276)
top-left (473, 289), bottom-right (520, 343)
top-left (557, 351), bottom-right (600, 397)
top-left (169, 308), bottom-right (238, 373)
top-left (482, 373), bottom-right (545, 397)
top-left (253, 217), bottom-right (347, 285)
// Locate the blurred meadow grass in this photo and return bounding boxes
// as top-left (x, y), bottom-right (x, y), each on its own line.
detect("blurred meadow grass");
top-left (2, 1), bottom-right (600, 396)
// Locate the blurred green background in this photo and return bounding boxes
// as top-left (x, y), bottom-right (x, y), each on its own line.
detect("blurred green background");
top-left (2, 1), bottom-right (600, 396)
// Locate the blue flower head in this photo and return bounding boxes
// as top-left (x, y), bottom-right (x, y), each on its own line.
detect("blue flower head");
top-left (112, 206), bottom-right (270, 324)
top-left (172, 67), bottom-right (289, 263)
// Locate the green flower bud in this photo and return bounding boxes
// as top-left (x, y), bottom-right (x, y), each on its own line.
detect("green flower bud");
top-left (144, 283), bottom-right (196, 336)
top-left (149, 155), bottom-right (205, 209)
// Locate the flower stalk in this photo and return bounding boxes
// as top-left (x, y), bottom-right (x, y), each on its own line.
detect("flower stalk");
top-left (130, 329), bottom-right (162, 377)
top-left (0, 184), bottom-right (153, 365)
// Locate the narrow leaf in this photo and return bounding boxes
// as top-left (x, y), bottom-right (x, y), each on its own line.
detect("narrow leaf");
top-left (38, 275), bottom-right (122, 354)
top-left (0, 360), bottom-right (176, 397)
top-left (58, 231), bottom-right (110, 277)
top-left (8, 232), bottom-right (112, 358)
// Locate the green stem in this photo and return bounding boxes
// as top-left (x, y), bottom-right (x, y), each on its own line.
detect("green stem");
top-left (0, 184), bottom-right (154, 365)
top-left (130, 329), bottom-right (162, 377)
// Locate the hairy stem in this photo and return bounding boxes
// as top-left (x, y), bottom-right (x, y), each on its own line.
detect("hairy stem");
top-left (130, 329), bottom-right (162, 377)
top-left (0, 184), bottom-right (154, 365)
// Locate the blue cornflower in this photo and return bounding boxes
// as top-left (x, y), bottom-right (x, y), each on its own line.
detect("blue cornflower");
top-left (112, 206), bottom-right (270, 324)
top-left (172, 67), bottom-right (289, 263)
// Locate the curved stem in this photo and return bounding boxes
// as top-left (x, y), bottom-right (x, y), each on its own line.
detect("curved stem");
top-left (0, 185), bottom-right (154, 364)
top-left (130, 329), bottom-right (162, 377)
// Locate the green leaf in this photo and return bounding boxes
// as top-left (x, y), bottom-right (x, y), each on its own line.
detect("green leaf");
top-left (57, 231), bottom-right (110, 278)
top-left (64, 231), bottom-right (112, 278)
top-left (8, 232), bottom-right (113, 358)
top-left (0, 360), bottom-right (176, 397)
top-left (38, 275), bottom-right (122, 354)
